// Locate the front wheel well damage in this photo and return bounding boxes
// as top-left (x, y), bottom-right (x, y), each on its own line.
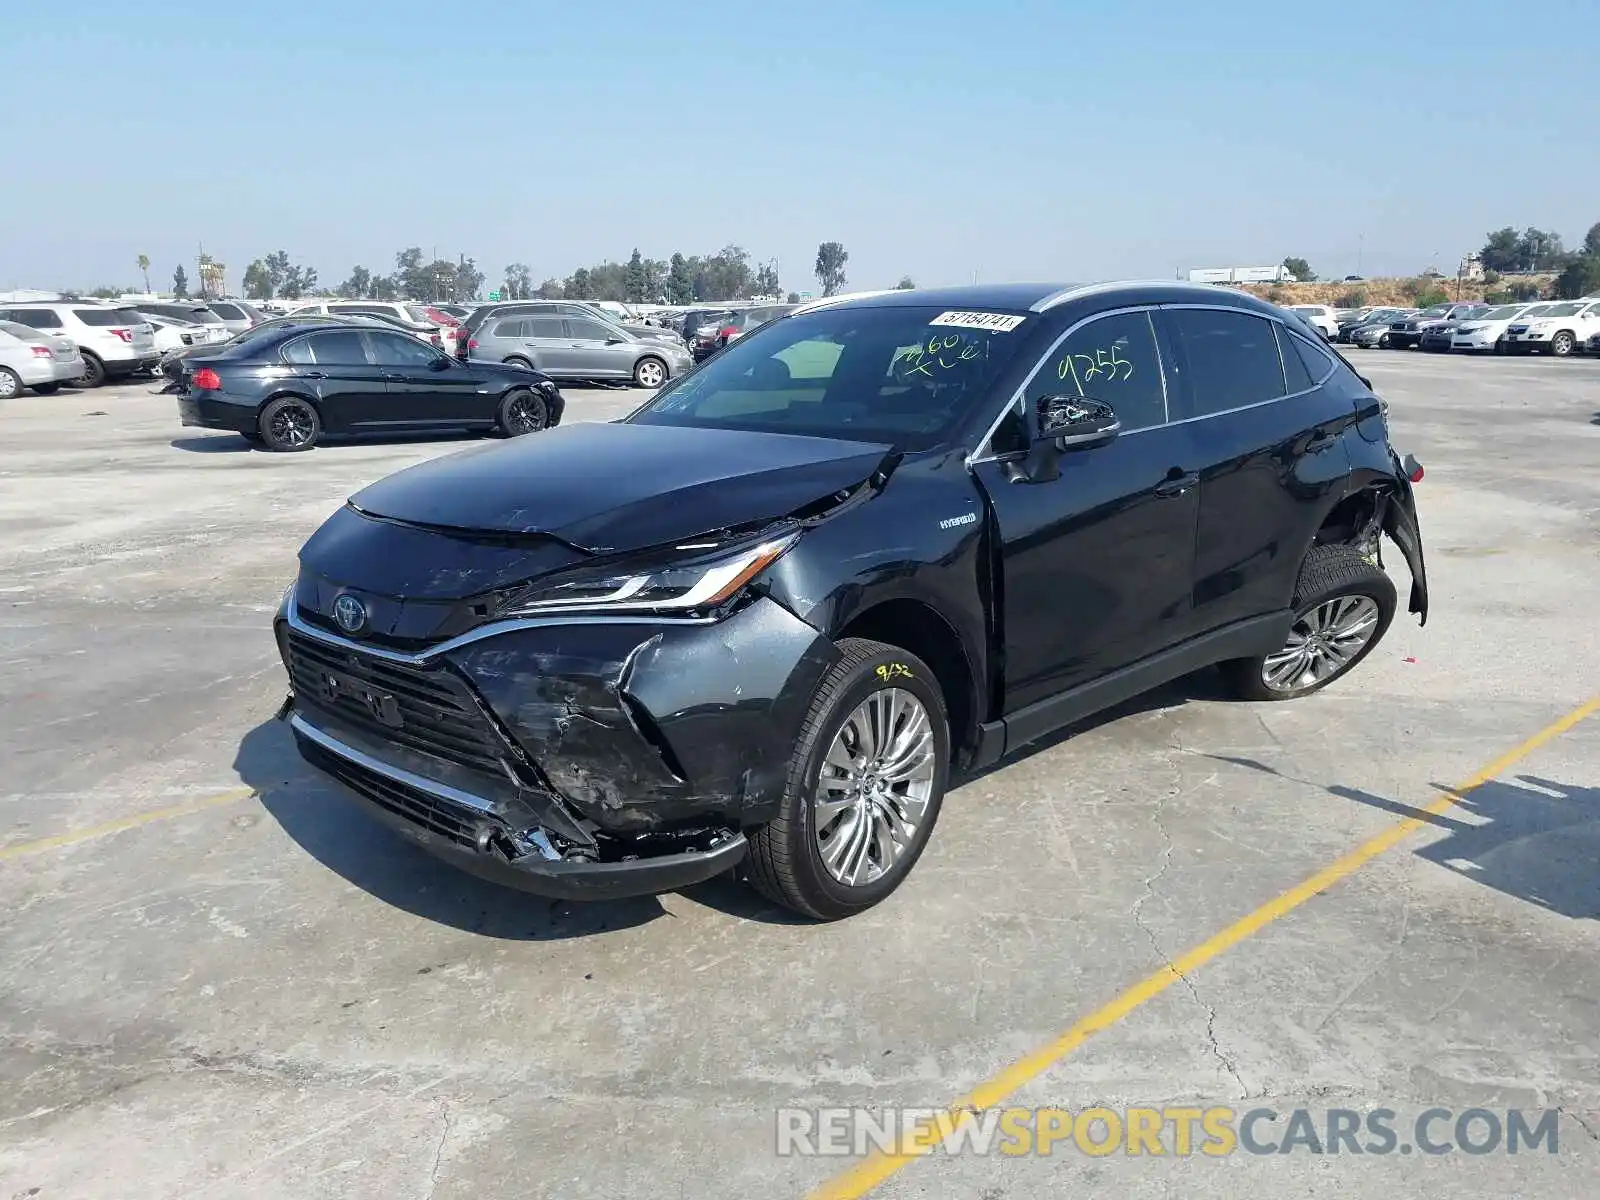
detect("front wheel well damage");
top-left (837, 599), bottom-right (976, 764)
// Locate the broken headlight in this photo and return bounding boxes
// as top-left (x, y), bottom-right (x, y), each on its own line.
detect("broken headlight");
top-left (496, 531), bottom-right (800, 617)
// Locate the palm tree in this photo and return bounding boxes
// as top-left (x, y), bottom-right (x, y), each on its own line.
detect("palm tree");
top-left (137, 254), bottom-right (151, 294)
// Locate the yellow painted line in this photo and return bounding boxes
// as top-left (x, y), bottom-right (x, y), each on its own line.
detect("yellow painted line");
top-left (809, 695), bottom-right (1600, 1200)
top-left (0, 787), bottom-right (256, 862)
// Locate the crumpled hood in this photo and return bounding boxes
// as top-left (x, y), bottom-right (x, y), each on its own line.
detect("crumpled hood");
top-left (350, 420), bottom-right (893, 555)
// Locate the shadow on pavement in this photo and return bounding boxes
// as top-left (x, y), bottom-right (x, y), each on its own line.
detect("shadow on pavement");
top-left (170, 430), bottom-right (484, 454)
top-left (1210, 750), bottom-right (1597, 920)
top-left (235, 717), bottom-right (809, 937)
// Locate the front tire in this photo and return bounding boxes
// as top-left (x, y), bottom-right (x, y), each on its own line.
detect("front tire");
top-left (257, 395), bottom-right (321, 451)
top-left (1222, 545), bottom-right (1397, 701)
top-left (633, 356), bottom-right (667, 389)
top-left (496, 388), bottom-right (548, 436)
top-left (1550, 331), bottom-right (1575, 357)
top-left (746, 639), bottom-right (949, 920)
top-left (1378, 333), bottom-right (1391, 349)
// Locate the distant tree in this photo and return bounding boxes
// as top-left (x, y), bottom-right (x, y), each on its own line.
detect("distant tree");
top-left (623, 249), bottom-right (648, 303)
top-left (1414, 287), bottom-right (1450, 308)
top-left (1585, 221), bottom-right (1600, 257)
top-left (454, 257), bottom-right (485, 301)
top-left (1337, 288), bottom-right (1368, 308)
top-left (702, 245), bottom-right (753, 300)
top-left (502, 263), bottom-right (534, 301)
top-left (535, 277), bottom-right (564, 299)
top-left (339, 265), bottom-right (374, 299)
top-left (1515, 227), bottom-right (1565, 273)
top-left (567, 267), bottom-right (592, 298)
top-left (895, 275), bottom-right (916, 290)
top-left (279, 264), bottom-right (317, 300)
top-left (815, 241), bottom-right (848, 296)
top-left (172, 265), bottom-right (189, 298)
top-left (754, 260), bottom-right (780, 297)
top-left (392, 247), bottom-right (427, 299)
top-left (1481, 268), bottom-right (1500, 286)
top-left (665, 254), bottom-right (693, 305)
top-left (89, 287), bottom-right (120, 299)
top-left (643, 258), bottom-right (668, 302)
top-left (241, 260), bottom-right (273, 299)
top-left (1479, 227), bottom-right (1522, 274)
top-left (371, 275), bottom-right (399, 301)
top-left (262, 250), bottom-right (291, 296)
top-left (1553, 254), bottom-right (1600, 299)
top-left (136, 254), bottom-right (151, 293)
top-left (1282, 256), bottom-right (1316, 282)
top-left (786, 291), bottom-right (800, 304)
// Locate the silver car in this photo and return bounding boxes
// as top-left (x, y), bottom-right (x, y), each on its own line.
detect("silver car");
top-left (470, 313), bottom-right (692, 388)
top-left (0, 320), bottom-right (84, 396)
top-left (203, 299), bottom-right (267, 335)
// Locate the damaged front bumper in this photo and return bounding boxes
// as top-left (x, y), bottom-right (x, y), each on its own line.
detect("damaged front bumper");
top-left (274, 593), bottom-right (837, 900)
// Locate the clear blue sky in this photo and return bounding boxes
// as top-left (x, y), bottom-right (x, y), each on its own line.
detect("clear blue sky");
top-left (6, 0), bottom-right (1595, 294)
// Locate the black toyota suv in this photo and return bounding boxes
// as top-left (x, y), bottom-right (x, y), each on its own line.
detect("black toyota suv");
top-left (274, 283), bottom-right (1428, 920)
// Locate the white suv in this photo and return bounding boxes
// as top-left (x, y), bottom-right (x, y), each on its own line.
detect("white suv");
top-left (1451, 302), bottom-right (1551, 353)
top-left (1503, 299), bottom-right (1600, 356)
top-left (0, 301), bottom-right (159, 386)
top-left (1288, 305), bottom-right (1338, 340)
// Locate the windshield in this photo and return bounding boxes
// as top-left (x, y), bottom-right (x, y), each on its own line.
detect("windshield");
top-left (1539, 302), bottom-right (1582, 318)
top-left (1418, 306), bottom-right (1450, 318)
top-left (631, 305), bottom-right (1030, 450)
top-left (1481, 305), bottom-right (1523, 320)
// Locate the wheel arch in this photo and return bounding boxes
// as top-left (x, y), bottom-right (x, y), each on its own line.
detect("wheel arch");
top-left (836, 597), bottom-right (980, 766)
top-left (254, 387), bottom-right (322, 420)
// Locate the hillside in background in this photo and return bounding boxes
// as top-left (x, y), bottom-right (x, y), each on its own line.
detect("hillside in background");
top-left (1236, 275), bottom-right (1559, 307)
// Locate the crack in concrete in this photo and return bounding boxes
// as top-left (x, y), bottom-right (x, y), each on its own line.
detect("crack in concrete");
top-left (1560, 1106), bottom-right (1600, 1144)
top-left (1129, 745), bottom-right (1250, 1101)
top-left (422, 1099), bottom-right (453, 1200)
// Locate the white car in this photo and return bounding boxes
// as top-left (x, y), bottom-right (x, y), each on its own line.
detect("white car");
top-left (295, 300), bottom-right (458, 352)
top-left (0, 321), bottom-right (84, 397)
top-left (0, 301), bottom-right (158, 387)
top-left (1288, 305), bottom-right (1338, 340)
top-left (137, 312), bottom-right (222, 355)
top-left (1503, 299), bottom-right (1600, 356)
top-left (1451, 302), bottom-right (1552, 353)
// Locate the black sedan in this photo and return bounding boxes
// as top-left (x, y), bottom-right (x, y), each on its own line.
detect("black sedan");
top-left (174, 320), bottom-right (563, 451)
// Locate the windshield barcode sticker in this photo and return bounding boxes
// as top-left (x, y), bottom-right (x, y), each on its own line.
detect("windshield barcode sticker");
top-left (929, 311), bottom-right (1026, 332)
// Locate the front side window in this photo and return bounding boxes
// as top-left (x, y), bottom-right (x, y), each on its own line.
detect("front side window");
top-left (633, 305), bottom-right (1030, 450)
top-left (525, 318), bottom-right (565, 339)
top-left (1167, 308), bottom-right (1287, 418)
top-left (209, 303), bottom-right (244, 320)
top-left (568, 318), bottom-right (619, 342)
top-left (1025, 309), bottom-right (1168, 434)
top-left (369, 332), bottom-right (441, 366)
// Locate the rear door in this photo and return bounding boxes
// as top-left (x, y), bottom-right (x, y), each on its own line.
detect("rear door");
top-left (369, 330), bottom-right (492, 425)
top-left (520, 316), bottom-right (574, 374)
top-left (279, 329), bottom-right (386, 431)
top-left (1160, 305), bottom-right (1358, 636)
top-left (971, 306), bottom-right (1201, 708)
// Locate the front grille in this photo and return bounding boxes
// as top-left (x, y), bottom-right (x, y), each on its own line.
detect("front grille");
top-left (309, 742), bottom-right (491, 849)
top-left (284, 630), bottom-right (510, 779)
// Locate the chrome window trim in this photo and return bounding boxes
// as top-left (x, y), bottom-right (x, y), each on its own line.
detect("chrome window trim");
top-left (285, 599), bottom-right (715, 666)
top-left (288, 713), bottom-right (497, 816)
top-left (968, 301), bottom-right (1327, 465)
top-left (967, 305), bottom-right (1169, 465)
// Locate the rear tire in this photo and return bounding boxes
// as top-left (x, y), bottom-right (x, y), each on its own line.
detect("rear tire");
top-left (0, 368), bottom-right (21, 399)
top-left (76, 354), bottom-right (105, 388)
top-left (32, 381), bottom-right (62, 394)
top-left (1221, 545), bottom-right (1397, 702)
top-left (745, 639), bottom-right (949, 920)
top-left (257, 395), bottom-right (321, 451)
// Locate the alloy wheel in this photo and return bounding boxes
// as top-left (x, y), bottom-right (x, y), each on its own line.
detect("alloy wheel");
top-left (1551, 332), bottom-right (1574, 357)
top-left (635, 359), bottom-right (665, 388)
top-left (1261, 595), bottom-right (1381, 693)
top-left (270, 403), bottom-right (315, 448)
top-left (0, 369), bottom-right (19, 399)
top-left (506, 392), bottom-right (547, 434)
top-left (812, 688), bottom-right (936, 887)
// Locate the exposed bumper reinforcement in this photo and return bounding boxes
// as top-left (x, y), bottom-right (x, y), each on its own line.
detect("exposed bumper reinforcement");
top-left (289, 713), bottom-right (748, 901)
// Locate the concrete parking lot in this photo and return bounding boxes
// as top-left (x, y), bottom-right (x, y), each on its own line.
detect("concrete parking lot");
top-left (2, 355), bottom-right (1597, 1199)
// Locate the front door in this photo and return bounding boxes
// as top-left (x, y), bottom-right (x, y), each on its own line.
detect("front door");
top-left (279, 329), bottom-right (388, 432)
top-left (1158, 307), bottom-right (1357, 635)
top-left (368, 330), bottom-right (491, 426)
top-left (562, 317), bottom-right (632, 378)
top-left (971, 307), bottom-right (1200, 712)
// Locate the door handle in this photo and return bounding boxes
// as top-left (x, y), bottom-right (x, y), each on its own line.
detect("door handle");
top-left (1305, 431), bottom-right (1338, 452)
top-left (302, 371), bottom-right (327, 379)
top-left (1154, 471), bottom-right (1199, 498)
top-left (383, 372), bottom-right (406, 382)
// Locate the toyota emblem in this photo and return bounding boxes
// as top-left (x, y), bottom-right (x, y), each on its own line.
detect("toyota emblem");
top-left (332, 593), bottom-right (368, 634)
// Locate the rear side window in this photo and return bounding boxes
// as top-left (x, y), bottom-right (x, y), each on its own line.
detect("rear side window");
top-left (525, 318), bottom-right (565, 339)
top-left (1276, 325), bottom-right (1314, 393)
top-left (491, 320), bottom-right (526, 338)
top-left (74, 308), bottom-right (138, 327)
top-left (1167, 309), bottom-right (1286, 418)
top-left (1290, 333), bottom-right (1335, 384)
top-left (3, 308), bottom-right (64, 328)
top-left (1028, 309), bottom-right (1168, 433)
top-left (283, 330), bottom-right (370, 364)
top-left (209, 303), bottom-right (244, 320)
top-left (403, 305), bottom-right (433, 324)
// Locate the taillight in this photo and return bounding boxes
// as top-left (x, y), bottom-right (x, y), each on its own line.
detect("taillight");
top-left (111, 328), bottom-right (134, 343)
top-left (192, 367), bottom-right (222, 390)
top-left (430, 332), bottom-right (441, 346)
top-left (718, 325), bottom-right (736, 338)
top-left (468, 338), bottom-right (478, 350)
top-left (30, 345), bottom-right (53, 359)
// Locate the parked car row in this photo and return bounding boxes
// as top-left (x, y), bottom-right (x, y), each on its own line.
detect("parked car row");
top-left (1328, 299), bottom-right (1600, 356)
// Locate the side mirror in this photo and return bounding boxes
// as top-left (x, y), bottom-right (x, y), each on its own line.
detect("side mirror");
top-left (430, 355), bottom-right (451, 371)
top-left (606, 336), bottom-right (625, 345)
top-left (1037, 395), bottom-right (1119, 447)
